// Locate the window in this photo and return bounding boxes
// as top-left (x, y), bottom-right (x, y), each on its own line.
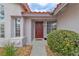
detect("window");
top-left (15, 18), bottom-right (20, 37)
top-left (0, 24), bottom-right (5, 38)
top-left (47, 21), bottom-right (57, 34)
top-left (0, 4), bottom-right (4, 20)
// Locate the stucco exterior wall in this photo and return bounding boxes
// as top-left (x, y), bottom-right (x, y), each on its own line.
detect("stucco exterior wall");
top-left (24, 18), bottom-right (32, 45)
top-left (57, 4), bottom-right (79, 33)
top-left (0, 4), bottom-right (24, 47)
top-left (4, 3), bottom-right (23, 16)
top-left (2, 3), bottom-right (23, 39)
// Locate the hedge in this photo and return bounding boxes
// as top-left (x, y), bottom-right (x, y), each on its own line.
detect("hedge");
top-left (47, 30), bottom-right (79, 56)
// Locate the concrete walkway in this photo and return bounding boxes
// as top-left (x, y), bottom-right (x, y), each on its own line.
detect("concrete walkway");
top-left (31, 40), bottom-right (47, 56)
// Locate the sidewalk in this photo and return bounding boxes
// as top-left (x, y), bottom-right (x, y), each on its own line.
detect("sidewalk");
top-left (31, 40), bottom-right (47, 56)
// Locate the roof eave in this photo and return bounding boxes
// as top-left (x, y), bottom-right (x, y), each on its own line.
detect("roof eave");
top-left (20, 3), bottom-right (31, 13)
top-left (23, 3), bottom-right (31, 12)
top-left (53, 3), bottom-right (68, 15)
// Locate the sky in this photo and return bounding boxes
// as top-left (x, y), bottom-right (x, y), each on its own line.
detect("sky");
top-left (28, 3), bottom-right (58, 12)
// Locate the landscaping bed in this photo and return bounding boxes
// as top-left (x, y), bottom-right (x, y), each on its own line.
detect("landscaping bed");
top-left (0, 45), bottom-right (32, 56)
top-left (45, 45), bottom-right (60, 56)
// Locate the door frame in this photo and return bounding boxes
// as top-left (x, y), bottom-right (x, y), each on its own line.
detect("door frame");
top-left (35, 21), bottom-right (44, 39)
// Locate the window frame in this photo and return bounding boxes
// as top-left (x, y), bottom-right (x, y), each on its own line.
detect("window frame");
top-left (0, 24), bottom-right (5, 38)
top-left (47, 21), bottom-right (57, 34)
top-left (15, 17), bottom-right (21, 37)
top-left (0, 4), bottom-right (4, 20)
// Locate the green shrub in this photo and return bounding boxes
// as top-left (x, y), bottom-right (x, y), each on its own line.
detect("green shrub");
top-left (3, 43), bottom-right (17, 56)
top-left (47, 30), bottom-right (79, 56)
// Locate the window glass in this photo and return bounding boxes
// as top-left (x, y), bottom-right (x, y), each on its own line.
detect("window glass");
top-left (47, 21), bottom-right (56, 34)
top-left (15, 18), bottom-right (20, 37)
top-left (0, 24), bottom-right (5, 38)
top-left (0, 4), bottom-right (4, 20)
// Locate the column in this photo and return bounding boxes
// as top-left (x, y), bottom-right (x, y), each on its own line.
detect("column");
top-left (26, 19), bottom-right (32, 45)
top-left (44, 21), bottom-right (47, 38)
top-left (20, 17), bottom-right (24, 37)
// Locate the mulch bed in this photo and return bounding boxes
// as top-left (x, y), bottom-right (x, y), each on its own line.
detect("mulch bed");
top-left (45, 45), bottom-right (60, 56)
top-left (0, 45), bottom-right (32, 56)
top-left (0, 48), bottom-right (4, 56)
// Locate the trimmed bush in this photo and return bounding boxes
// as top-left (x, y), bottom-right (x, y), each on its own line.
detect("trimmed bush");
top-left (47, 30), bottom-right (79, 56)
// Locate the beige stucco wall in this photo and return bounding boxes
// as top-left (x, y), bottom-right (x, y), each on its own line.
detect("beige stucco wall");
top-left (23, 18), bottom-right (32, 45)
top-left (0, 4), bottom-right (24, 47)
top-left (2, 3), bottom-right (23, 38)
top-left (57, 4), bottom-right (79, 33)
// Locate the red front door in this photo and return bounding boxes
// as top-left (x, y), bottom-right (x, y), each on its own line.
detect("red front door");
top-left (35, 22), bottom-right (43, 38)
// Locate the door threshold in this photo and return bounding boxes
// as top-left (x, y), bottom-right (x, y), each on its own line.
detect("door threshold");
top-left (35, 38), bottom-right (43, 40)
